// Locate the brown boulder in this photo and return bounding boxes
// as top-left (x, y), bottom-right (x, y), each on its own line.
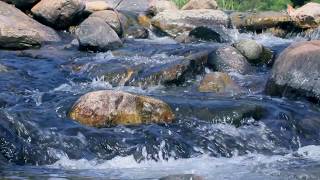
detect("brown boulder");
top-left (266, 40), bottom-right (320, 103)
top-left (230, 11), bottom-right (292, 31)
top-left (289, 2), bottom-right (320, 29)
top-left (69, 90), bottom-right (175, 127)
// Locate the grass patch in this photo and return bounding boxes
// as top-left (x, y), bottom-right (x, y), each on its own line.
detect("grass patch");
top-left (172, 0), bottom-right (189, 8)
top-left (171, 0), bottom-right (320, 11)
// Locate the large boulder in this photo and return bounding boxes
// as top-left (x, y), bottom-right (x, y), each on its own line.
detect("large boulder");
top-left (233, 40), bottom-right (273, 65)
top-left (198, 72), bottom-right (240, 94)
top-left (266, 40), bottom-right (320, 103)
top-left (76, 16), bottom-right (122, 51)
top-left (0, 1), bottom-right (60, 49)
top-left (230, 11), bottom-right (293, 32)
top-left (31, 0), bottom-right (85, 29)
top-left (69, 90), bottom-right (175, 127)
top-left (289, 2), bottom-right (320, 29)
top-left (208, 46), bottom-right (252, 74)
top-left (182, 0), bottom-right (218, 10)
top-left (91, 10), bottom-right (127, 36)
top-left (151, 9), bottom-right (229, 38)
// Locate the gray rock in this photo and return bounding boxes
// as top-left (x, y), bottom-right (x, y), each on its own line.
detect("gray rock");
top-left (91, 10), bottom-right (127, 36)
top-left (31, 0), bottom-right (85, 29)
top-left (151, 9), bottom-right (229, 38)
top-left (76, 16), bottom-right (122, 52)
top-left (233, 40), bottom-right (273, 65)
top-left (0, 1), bottom-right (60, 49)
top-left (208, 46), bottom-right (252, 74)
top-left (266, 40), bottom-right (320, 103)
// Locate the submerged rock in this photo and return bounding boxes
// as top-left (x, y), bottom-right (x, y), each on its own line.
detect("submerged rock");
top-left (233, 40), bottom-right (273, 65)
top-left (76, 16), bottom-right (122, 51)
top-left (289, 2), bottom-right (320, 29)
top-left (0, 1), bottom-right (60, 49)
top-left (129, 51), bottom-right (209, 87)
top-left (208, 46), bottom-right (251, 74)
top-left (69, 90), bottom-right (175, 127)
top-left (151, 9), bottom-right (229, 38)
top-left (266, 40), bottom-right (320, 103)
top-left (31, 0), bottom-right (85, 29)
top-left (167, 97), bottom-right (266, 127)
top-left (182, 0), bottom-right (218, 10)
top-left (198, 72), bottom-right (240, 94)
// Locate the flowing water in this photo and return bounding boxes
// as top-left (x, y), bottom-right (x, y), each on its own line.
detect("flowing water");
top-left (0, 29), bottom-right (320, 179)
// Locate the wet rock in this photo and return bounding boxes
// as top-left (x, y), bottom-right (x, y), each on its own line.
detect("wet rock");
top-left (160, 174), bottom-right (204, 180)
top-left (208, 46), bottom-right (251, 74)
top-left (31, 0), bottom-right (85, 29)
top-left (76, 16), bottom-right (122, 52)
top-left (230, 11), bottom-right (293, 32)
top-left (129, 51), bottom-right (209, 87)
top-left (289, 2), bottom-right (320, 29)
top-left (84, 1), bottom-right (112, 13)
top-left (115, 0), bottom-right (153, 13)
top-left (266, 40), bottom-right (320, 103)
top-left (148, 0), bottom-right (178, 15)
top-left (91, 10), bottom-right (127, 36)
top-left (233, 40), bottom-right (273, 65)
top-left (0, 1), bottom-right (60, 50)
top-left (69, 90), bottom-right (175, 127)
top-left (182, 0), bottom-right (218, 10)
top-left (166, 97), bottom-right (265, 127)
top-left (125, 26), bottom-right (149, 39)
top-left (188, 26), bottom-right (230, 43)
top-left (151, 9), bottom-right (229, 38)
top-left (198, 72), bottom-right (240, 94)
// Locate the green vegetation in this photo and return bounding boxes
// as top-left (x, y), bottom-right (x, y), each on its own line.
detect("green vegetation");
top-left (172, 0), bottom-right (320, 11)
top-left (172, 0), bottom-right (189, 8)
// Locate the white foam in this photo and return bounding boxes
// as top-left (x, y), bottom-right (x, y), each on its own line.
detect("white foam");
top-left (48, 145), bottom-right (320, 179)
